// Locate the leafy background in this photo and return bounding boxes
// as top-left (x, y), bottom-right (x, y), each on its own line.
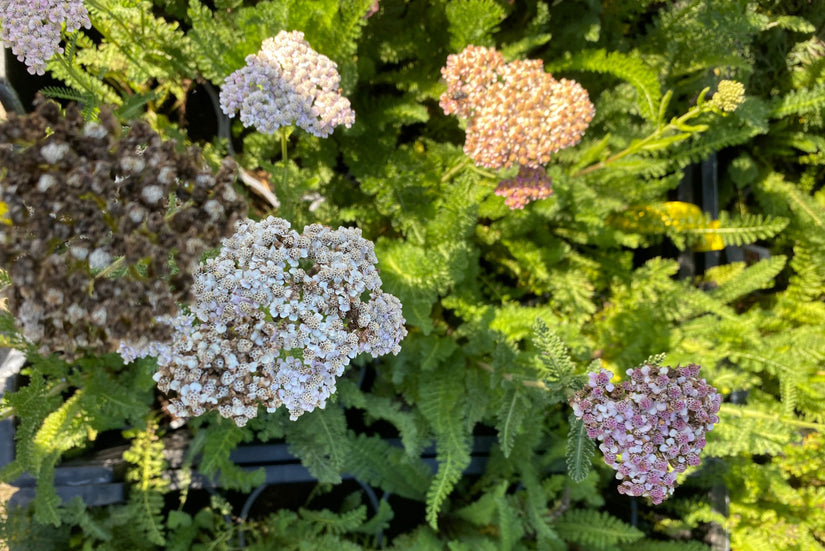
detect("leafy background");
top-left (1, 0), bottom-right (824, 549)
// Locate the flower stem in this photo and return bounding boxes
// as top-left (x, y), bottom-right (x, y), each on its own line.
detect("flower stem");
top-left (95, 255), bottom-right (125, 279)
top-left (441, 157), bottom-right (470, 182)
top-left (574, 102), bottom-right (710, 177)
top-left (279, 127), bottom-right (293, 221)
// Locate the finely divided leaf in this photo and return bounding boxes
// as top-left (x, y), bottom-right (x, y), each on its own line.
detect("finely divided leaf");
top-left (496, 385), bottom-right (531, 458)
top-left (554, 509), bottom-right (644, 548)
top-left (425, 422), bottom-right (471, 530)
top-left (546, 49), bottom-right (661, 121)
top-left (566, 414), bottom-right (595, 483)
top-left (286, 406), bottom-right (350, 484)
top-left (418, 366), bottom-right (470, 529)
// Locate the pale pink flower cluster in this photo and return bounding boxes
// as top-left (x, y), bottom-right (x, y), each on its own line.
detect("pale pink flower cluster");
top-left (219, 30), bottom-right (355, 137)
top-left (571, 364), bottom-right (721, 504)
top-left (494, 165), bottom-right (553, 210)
top-left (0, 0), bottom-right (90, 75)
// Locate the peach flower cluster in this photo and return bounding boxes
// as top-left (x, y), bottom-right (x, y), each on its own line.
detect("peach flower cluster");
top-left (440, 45), bottom-right (594, 171)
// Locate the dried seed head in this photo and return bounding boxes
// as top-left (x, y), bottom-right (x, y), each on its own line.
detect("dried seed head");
top-left (0, 98), bottom-right (247, 358)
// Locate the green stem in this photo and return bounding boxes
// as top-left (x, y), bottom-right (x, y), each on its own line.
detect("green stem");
top-left (281, 128), bottom-right (289, 193)
top-left (95, 255), bottom-right (125, 279)
top-left (440, 157), bottom-right (470, 182)
top-left (468, 164), bottom-right (499, 180)
top-left (279, 127), bottom-right (294, 221)
top-left (574, 103), bottom-right (709, 177)
top-left (440, 158), bottom-right (499, 183)
top-left (164, 201), bottom-right (194, 223)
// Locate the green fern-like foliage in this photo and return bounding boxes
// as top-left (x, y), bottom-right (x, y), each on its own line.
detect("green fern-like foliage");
top-left (494, 383), bottom-right (533, 458)
top-left (416, 363), bottom-right (471, 529)
top-left (706, 255), bottom-right (787, 304)
top-left (532, 318), bottom-right (578, 388)
top-left (195, 415), bottom-right (264, 492)
top-left (5, 0), bottom-right (825, 548)
top-left (337, 380), bottom-right (425, 456)
top-left (122, 418), bottom-right (169, 545)
top-left (0, 352), bottom-right (156, 526)
top-left (443, 0), bottom-right (505, 51)
top-left (343, 433), bottom-right (432, 501)
top-left (44, 0), bottom-right (195, 113)
top-left (771, 82), bottom-right (825, 119)
top-left (554, 509), bottom-right (644, 549)
top-left (285, 403), bottom-right (350, 484)
top-left (721, 434), bottom-right (825, 551)
top-left (546, 49), bottom-right (662, 122)
top-left (623, 542), bottom-right (712, 551)
top-left (240, 498), bottom-right (386, 550)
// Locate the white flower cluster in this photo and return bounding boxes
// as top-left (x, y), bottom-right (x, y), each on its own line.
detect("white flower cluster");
top-left (0, 0), bottom-right (91, 75)
top-left (122, 217), bottom-right (406, 426)
top-left (219, 30), bottom-right (355, 137)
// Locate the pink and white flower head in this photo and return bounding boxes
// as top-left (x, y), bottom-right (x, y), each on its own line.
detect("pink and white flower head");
top-left (219, 30), bottom-right (355, 137)
top-left (571, 363), bottom-right (721, 504)
top-left (0, 0), bottom-right (91, 75)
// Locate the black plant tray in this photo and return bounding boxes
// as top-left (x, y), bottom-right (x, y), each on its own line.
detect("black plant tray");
top-left (0, 348), bottom-right (493, 510)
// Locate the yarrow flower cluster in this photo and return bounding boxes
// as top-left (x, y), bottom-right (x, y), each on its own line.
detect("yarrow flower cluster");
top-left (709, 80), bottom-right (746, 113)
top-left (0, 0), bottom-right (91, 75)
top-left (494, 166), bottom-right (553, 210)
top-left (0, 98), bottom-right (247, 358)
top-left (440, 45), bottom-right (595, 171)
top-left (219, 30), bottom-right (355, 137)
top-left (121, 216), bottom-right (407, 426)
top-left (571, 364), bottom-right (721, 504)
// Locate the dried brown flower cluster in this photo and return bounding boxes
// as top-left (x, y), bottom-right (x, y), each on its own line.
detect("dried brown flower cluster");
top-left (440, 45), bottom-right (595, 170)
top-left (0, 98), bottom-right (247, 358)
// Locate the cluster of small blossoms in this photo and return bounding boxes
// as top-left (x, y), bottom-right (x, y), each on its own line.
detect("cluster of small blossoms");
top-left (571, 364), bottom-right (721, 504)
top-left (0, 0), bottom-right (91, 75)
top-left (494, 166), bottom-right (553, 210)
top-left (440, 45), bottom-right (595, 171)
top-left (709, 80), bottom-right (746, 113)
top-left (122, 216), bottom-right (407, 426)
top-left (0, 98), bottom-right (247, 358)
top-left (219, 30), bottom-right (355, 137)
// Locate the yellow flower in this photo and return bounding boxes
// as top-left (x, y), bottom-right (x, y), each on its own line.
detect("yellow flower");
top-left (710, 80), bottom-right (745, 113)
top-left (0, 201), bottom-right (10, 225)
